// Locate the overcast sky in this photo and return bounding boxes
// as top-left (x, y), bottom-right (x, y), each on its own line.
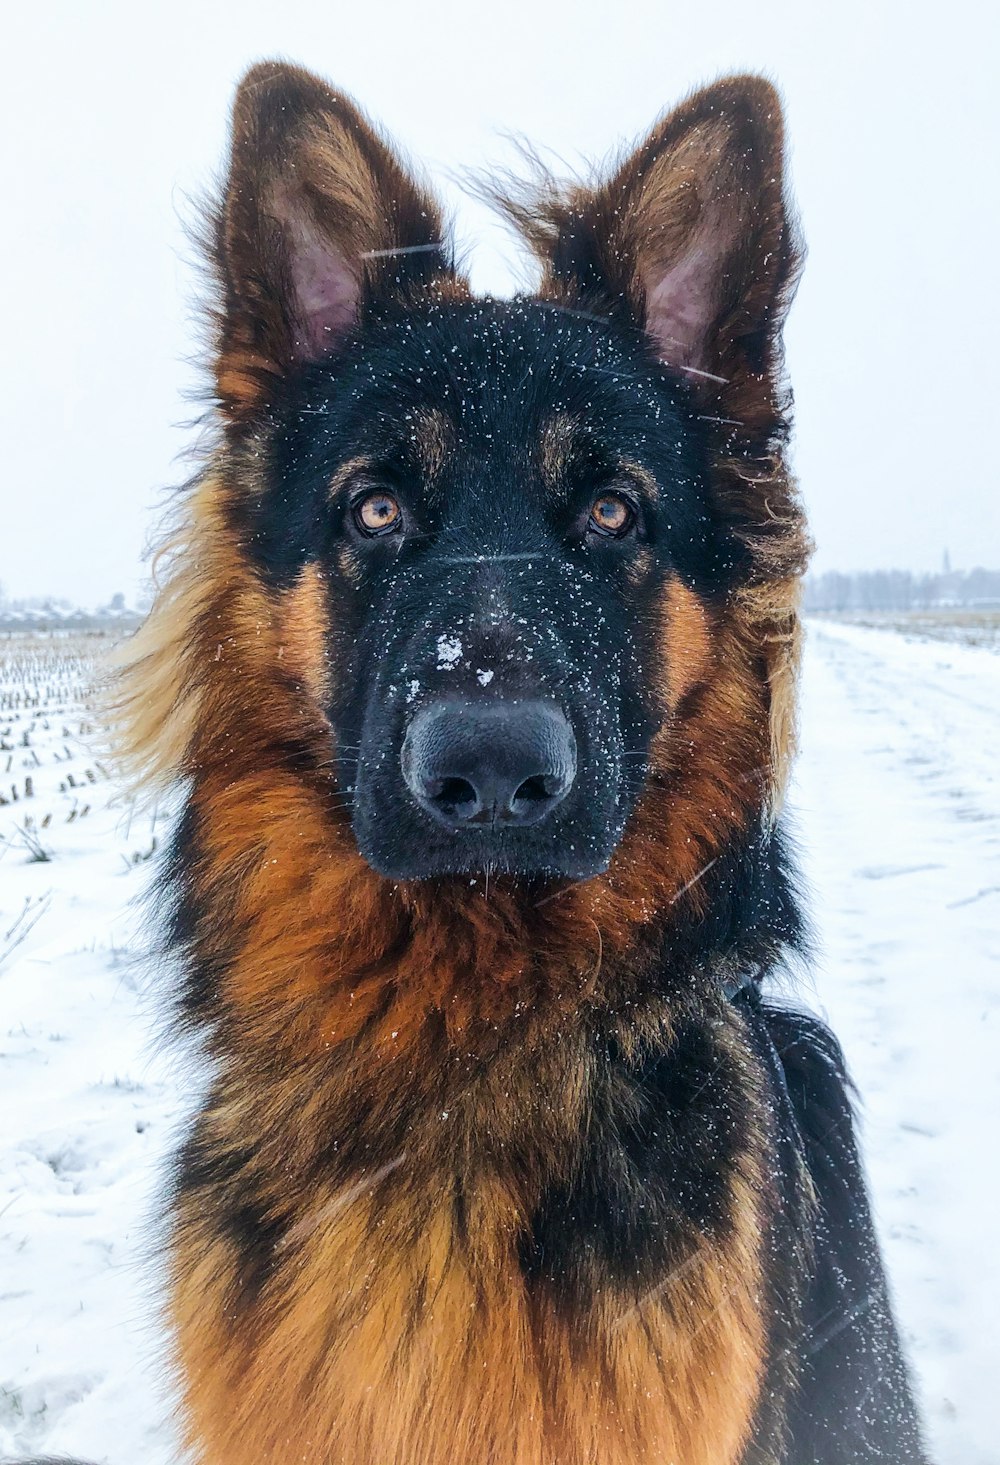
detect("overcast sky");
top-left (4, 0), bottom-right (997, 604)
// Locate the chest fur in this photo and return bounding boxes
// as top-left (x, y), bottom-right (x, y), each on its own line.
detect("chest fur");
top-left (171, 1017), bottom-right (770, 1465)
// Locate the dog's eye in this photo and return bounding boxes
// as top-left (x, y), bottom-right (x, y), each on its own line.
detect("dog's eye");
top-left (588, 493), bottom-right (635, 539)
top-left (354, 491), bottom-right (402, 537)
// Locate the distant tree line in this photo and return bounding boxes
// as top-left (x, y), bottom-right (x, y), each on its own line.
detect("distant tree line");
top-left (0, 590), bottom-right (144, 632)
top-left (804, 567), bottom-right (1000, 613)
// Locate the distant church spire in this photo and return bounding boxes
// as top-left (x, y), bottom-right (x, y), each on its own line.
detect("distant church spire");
top-left (942, 547), bottom-right (951, 575)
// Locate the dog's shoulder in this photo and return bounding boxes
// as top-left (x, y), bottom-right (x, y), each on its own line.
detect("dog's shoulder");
top-left (744, 995), bottom-right (930, 1464)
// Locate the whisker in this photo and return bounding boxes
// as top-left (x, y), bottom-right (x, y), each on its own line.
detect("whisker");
top-left (669, 858), bottom-right (719, 905)
top-left (359, 242), bottom-right (445, 260)
top-left (675, 363), bottom-right (729, 385)
top-left (533, 881), bottom-right (575, 910)
top-left (540, 302), bottom-right (615, 326)
top-left (438, 553), bottom-right (547, 564)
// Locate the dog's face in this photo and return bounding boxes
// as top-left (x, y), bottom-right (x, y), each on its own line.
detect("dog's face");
top-left (211, 64), bottom-right (801, 886)
top-left (249, 300), bottom-right (724, 879)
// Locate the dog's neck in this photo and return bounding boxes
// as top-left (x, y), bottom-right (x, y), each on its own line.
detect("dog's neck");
top-left (170, 754), bottom-right (798, 1084)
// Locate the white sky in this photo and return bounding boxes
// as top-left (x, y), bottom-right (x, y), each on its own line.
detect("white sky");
top-left (3, 0), bottom-right (998, 604)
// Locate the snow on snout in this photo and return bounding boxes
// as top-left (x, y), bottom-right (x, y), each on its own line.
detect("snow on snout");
top-left (436, 635), bottom-right (463, 670)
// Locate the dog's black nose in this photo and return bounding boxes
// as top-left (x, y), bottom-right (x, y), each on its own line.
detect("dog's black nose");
top-left (401, 700), bottom-right (576, 830)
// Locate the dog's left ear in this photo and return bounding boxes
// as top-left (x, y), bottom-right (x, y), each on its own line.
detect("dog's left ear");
top-left (522, 76), bottom-right (800, 396)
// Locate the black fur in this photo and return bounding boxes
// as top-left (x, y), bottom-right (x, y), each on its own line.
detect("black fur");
top-left (735, 994), bottom-right (929, 1463)
top-left (759, 1001), bottom-right (928, 1462)
top-left (519, 1010), bottom-right (761, 1302)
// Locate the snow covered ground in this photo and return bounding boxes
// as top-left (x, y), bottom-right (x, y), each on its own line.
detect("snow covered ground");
top-left (1, 620), bottom-right (997, 1463)
top-left (792, 620), bottom-right (1000, 1465)
top-left (0, 635), bottom-right (182, 1463)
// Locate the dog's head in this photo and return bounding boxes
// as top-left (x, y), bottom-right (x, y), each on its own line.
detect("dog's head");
top-left (265, 289), bottom-right (711, 882)
top-left (127, 64), bottom-right (807, 914)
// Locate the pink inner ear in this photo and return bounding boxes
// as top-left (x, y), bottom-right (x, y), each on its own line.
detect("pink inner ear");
top-left (643, 245), bottom-right (722, 378)
top-left (287, 229), bottom-right (361, 361)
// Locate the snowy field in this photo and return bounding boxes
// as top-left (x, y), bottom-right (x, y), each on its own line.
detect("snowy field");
top-left (810, 608), bottom-right (1000, 653)
top-left (1, 619), bottom-right (997, 1463)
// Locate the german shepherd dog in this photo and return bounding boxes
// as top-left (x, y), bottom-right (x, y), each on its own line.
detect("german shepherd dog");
top-left (29, 61), bottom-right (929, 1465)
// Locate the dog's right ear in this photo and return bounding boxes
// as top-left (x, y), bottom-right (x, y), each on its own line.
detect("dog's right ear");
top-left (213, 62), bottom-right (459, 419)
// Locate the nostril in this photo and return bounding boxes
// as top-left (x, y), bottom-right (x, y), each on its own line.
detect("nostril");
top-left (511, 774), bottom-right (563, 809)
top-left (430, 775), bottom-right (479, 813)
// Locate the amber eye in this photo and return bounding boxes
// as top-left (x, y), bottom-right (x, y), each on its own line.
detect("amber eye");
top-left (353, 491), bottom-right (402, 537)
top-left (588, 492), bottom-right (634, 538)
